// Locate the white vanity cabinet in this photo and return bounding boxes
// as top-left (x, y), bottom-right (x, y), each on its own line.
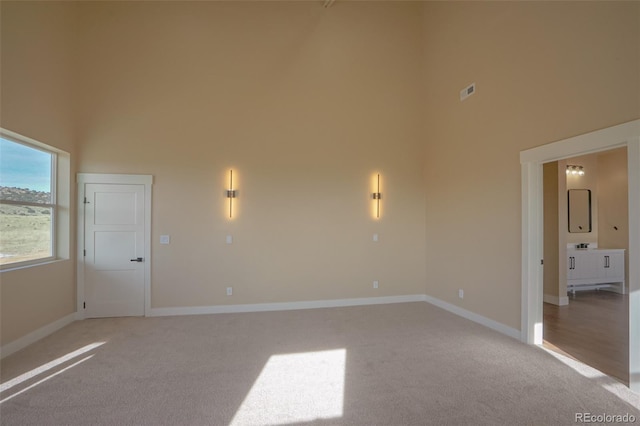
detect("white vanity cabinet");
top-left (567, 249), bottom-right (625, 294)
top-left (567, 253), bottom-right (597, 281)
top-left (604, 252), bottom-right (625, 281)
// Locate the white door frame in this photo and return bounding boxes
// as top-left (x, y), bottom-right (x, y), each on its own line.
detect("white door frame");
top-left (520, 119), bottom-right (640, 391)
top-left (77, 173), bottom-right (153, 319)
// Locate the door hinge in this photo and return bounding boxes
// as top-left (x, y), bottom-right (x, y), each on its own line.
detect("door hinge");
top-left (83, 302), bottom-right (86, 309)
top-left (540, 259), bottom-right (544, 265)
top-left (83, 249), bottom-right (86, 257)
top-left (84, 197), bottom-right (90, 204)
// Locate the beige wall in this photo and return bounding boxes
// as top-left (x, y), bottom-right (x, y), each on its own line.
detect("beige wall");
top-left (2, 1), bottom-right (639, 345)
top-left (422, 1), bottom-right (640, 329)
top-left (557, 160), bottom-right (569, 297)
top-left (543, 162), bottom-right (559, 298)
top-left (598, 147), bottom-right (629, 287)
top-left (598, 148), bottom-right (629, 249)
top-left (0, 2), bottom-right (78, 345)
top-left (75, 2), bottom-right (427, 308)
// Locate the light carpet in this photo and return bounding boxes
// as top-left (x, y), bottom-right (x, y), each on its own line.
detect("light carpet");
top-left (1, 302), bottom-right (639, 425)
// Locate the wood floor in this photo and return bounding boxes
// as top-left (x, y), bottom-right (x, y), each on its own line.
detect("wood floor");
top-left (543, 290), bottom-right (628, 384)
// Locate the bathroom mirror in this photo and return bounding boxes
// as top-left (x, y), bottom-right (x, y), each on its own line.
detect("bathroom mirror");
top-left (568, 189), bottom-right (591, 233)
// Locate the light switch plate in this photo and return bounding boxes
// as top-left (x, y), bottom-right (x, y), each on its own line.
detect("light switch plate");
top-left (373, 233), bottom-right (379, 242)
top-left (160, 235), bottom-right (170, 244)
top-left (226, 235), bottom-right (233, 244)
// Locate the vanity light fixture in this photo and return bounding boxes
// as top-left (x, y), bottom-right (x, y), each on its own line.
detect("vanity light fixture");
top-left (226, 169), bottom-right (237, 218)
top-left (372, 173), bottom-right (382, 219)
top-left (566, 165), bottom-right (585, 176)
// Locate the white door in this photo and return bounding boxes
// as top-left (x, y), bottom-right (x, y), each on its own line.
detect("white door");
top-left (83, 183), bottom-right (146, 317)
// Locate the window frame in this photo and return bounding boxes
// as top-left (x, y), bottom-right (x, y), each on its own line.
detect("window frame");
top-left (0, 131), bottom-right (61, 270)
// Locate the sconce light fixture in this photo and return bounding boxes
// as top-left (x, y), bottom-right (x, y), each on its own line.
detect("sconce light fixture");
top-left (372, 173), bottom-right (382, 218)
top-left (226, 169), bottom-right (237, 218)
top-left (566, 165), bottom-right (585, 176)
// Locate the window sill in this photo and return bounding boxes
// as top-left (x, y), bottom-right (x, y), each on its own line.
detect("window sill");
top-left (0, 257), bottom-right (69, 273)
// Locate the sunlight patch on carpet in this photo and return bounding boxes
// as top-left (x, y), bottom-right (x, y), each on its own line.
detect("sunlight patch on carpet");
top-left (230, 348), bottom-right (346, 425)
top-left (543, 347), bottom-right (609, 380)
top-left (542, 347), bottom-right (640, 407)
top-left (0, 342), bottom-right (105, 394)
top-left (1, 355), bottom-right (94, 403)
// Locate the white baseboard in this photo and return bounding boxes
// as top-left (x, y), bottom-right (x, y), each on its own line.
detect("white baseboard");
top-left (0, 294), bottom-right (520, 356)
top-left (0, 313), bottom-right (76, 359)
top-left (150, 294), bottom-right (521, 342)
top-left (424, 295), bottom-right (521, 340)
top-left (148, 294), bottom-right (427, 317)
top-left (543, 294), bottom-right (569, 306)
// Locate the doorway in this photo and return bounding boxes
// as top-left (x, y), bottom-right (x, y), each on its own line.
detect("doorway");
top-left (520, 119), bottom-right (640, 392)
top-left (542, 149), bottom-right (629, 383)
top-left (77, 174), bottom-right (152, 318)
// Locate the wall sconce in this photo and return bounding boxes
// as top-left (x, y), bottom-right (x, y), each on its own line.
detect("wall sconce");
top-left (226, 169), bottom-right (237, 218)
top-left (372, 173), bottom-right (382, 219)
top-left (566, 165), bottom-right (585, 176)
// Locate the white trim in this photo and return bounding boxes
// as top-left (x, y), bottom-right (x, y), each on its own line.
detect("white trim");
top-left (424, 295), bottom-right (521, 340)
top-left (0, 313), bottom-right (75, 359)
top-left (520, 121), bottom-right (639, 164)
top-left (543, 294), bottom-right (569, 306)
top-left (0, 294), bottom-right (523, 358)
top-left (137, 294), bottom-right (522, 342)
top-left (148, 294), bottom-right (427, 317)
top-left (0, 128), bottom-right (69, 155)
top-left (76, 173), bottom-right (153, 319)
top-left (521, 161), bottom-right (544, 344)
top-left (627, 137), bottom-right (640, 392)
top-left (76, 173), bottom-right (152, 186)
top-left (520, 119), bottom-right (640, 392)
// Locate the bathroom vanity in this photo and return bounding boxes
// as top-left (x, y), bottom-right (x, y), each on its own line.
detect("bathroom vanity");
top-left (567, 248), bottom-right (625, 294)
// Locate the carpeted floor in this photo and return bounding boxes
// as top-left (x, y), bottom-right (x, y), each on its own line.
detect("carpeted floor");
top-left (1, 302), bottom-right (639, 425)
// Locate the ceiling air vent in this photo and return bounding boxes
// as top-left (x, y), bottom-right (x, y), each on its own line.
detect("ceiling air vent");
top-left (460, 83), bottom-right (476, 101)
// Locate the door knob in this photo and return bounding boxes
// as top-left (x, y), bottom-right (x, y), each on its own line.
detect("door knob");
top-left (130, 257), bottom-right (144, 262)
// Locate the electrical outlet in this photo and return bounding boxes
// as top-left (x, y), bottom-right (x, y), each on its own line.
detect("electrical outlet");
top-left (226, 287), bottom-right (233, 296)
top-left (459, 289), bottom-right (464, 299)
top-left (373, 280), bottom-right (379, 289)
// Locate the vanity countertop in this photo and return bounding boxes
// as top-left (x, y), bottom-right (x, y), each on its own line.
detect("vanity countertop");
top-left (567, 247), bottom-right (625, 252)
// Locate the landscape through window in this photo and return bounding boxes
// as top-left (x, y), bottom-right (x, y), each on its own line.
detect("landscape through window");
top-left (0, 137), bottom-right (56, 266)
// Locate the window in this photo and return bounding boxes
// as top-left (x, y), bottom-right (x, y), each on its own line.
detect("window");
top-left (0, 134), bottom-right (57, 267)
